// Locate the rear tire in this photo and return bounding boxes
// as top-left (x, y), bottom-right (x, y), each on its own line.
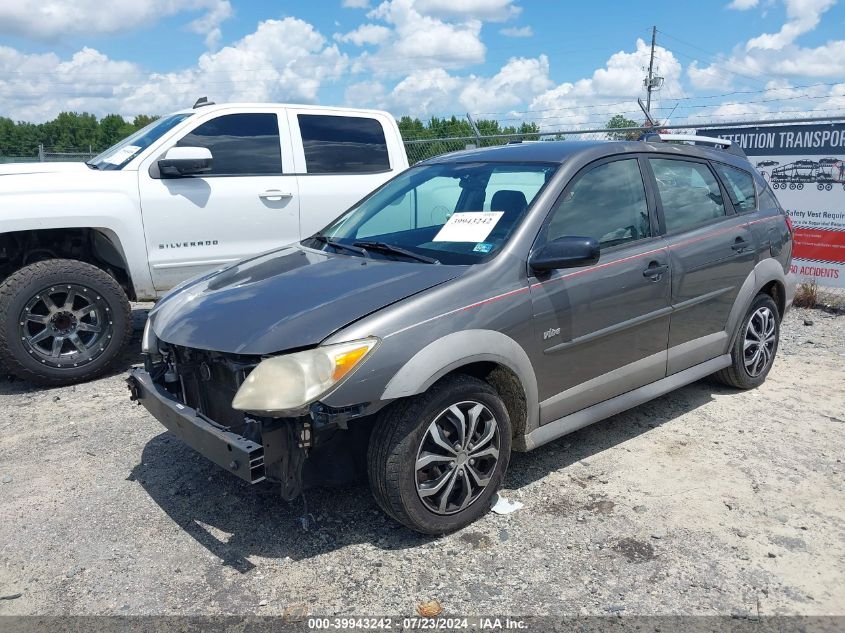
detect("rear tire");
top-left (0, 259), bottom-right (132, 386)
top-left (368, 374), bottom-right (512, 534)
top-left (715, 293), bottom-right (780, 390)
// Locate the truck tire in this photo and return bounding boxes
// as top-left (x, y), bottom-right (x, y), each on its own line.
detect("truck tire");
top-left (714, 293), bottom-right (780, 390)
top-left (0, 259), bottom-right (132, 386)
top-left (368, 374), bottom-right (512, 534)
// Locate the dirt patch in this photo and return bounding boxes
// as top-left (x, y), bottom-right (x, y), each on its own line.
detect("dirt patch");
top-left (0, 307), bottom-right (843, 616)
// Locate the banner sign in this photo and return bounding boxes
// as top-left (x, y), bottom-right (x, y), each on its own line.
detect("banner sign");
top-left (702, 123), bottom-right (845, 288)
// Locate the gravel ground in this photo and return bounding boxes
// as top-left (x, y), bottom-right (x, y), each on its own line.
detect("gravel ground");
top-left (0, 306), bottom-right (843, 617)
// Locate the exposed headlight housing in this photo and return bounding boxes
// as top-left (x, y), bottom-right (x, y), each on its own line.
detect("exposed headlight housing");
top-left (141, 319), bottom-right (158, 354)
top-left (231, 337), bottom-right (379, 414)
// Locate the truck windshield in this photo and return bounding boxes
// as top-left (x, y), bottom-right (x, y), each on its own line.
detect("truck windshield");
top-left (307, 162), bottom-right (557, 265)
top-left (87, 113), bottom-right (194, 171)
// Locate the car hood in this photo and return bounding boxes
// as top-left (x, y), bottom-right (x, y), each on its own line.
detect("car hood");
top-left (0, 162), bottom-right (91, 176)
top-left (150, 245), bottom-right (464, 355)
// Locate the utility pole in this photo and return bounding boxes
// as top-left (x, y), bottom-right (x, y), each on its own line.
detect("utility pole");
top-left (644, 25), bottom-right (663, 116)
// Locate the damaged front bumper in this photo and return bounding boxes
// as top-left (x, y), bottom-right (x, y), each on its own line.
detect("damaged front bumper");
top-left (128, 368), bottom-right (266, 484)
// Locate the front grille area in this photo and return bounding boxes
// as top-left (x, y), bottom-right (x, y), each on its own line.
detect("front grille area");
top-left (170, 346), bottom-right (259, 430)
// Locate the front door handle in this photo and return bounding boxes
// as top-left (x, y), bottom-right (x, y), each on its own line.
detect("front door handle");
top-left (259, 190), bottom-right (293, 200)
top-left (731, 237), bottom-right (750, 253)
top-left (643, 261), bottom-right (669, 281)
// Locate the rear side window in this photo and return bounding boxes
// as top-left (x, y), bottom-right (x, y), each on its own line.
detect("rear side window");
top-left (177, 113), bottom-right (282, 176)
top-left (546, 158), bottom-right (651, 247)
top-left (650, 158), bottom-right (726, 232)
top-left (298, 114), bottom-right (389, 174)
top-left (714, 164), bottom-right (756, 213)
top-left (759, 183), bottom-right (780, 210)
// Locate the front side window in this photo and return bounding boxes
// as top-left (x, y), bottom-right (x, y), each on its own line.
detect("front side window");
top-left (715, 163), bottom-right (756, 213)
top-left (545, 159), bottom-right (651, 247)
top-left (176, 113), bottom-right (282, 176)
top-left (650, 158), bottom-right (726, 232)
top-left (309, 162), bottom-right (557, 265)
top-left (298, 114), bottom-right (389, 174)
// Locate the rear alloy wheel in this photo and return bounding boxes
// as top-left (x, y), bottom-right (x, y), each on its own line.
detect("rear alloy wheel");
top-left (714, 293), bottom-right (780, 389)
top-left (0, 259), bottom-right (131, 386)
top-left (368, 374), bottom-right (512, 534)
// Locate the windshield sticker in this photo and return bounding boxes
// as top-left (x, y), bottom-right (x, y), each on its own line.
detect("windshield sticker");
top-left (433, 211), bottom-right (504, 243)
top-left (102, 145), bottom-right (141, 165)
top-left (473, 242), bottom-right (494, 253)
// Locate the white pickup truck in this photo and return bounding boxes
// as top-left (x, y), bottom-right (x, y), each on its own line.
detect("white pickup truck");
top-left (0, 101), bottom-right (409, 385)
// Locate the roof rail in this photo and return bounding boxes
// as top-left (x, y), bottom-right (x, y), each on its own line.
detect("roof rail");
top-left (641, 133), bottom-right (747, 158)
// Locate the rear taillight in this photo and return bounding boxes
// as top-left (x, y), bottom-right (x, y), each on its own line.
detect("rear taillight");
top-left (784, 213), bottom-right (794, 235)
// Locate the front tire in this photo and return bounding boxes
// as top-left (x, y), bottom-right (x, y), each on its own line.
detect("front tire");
top-left (715, 293), bottom-right (780, 389)
top-left (368, 374), bottom-right (512, 534)
top-left (0, 259), bottom-right (132, 386)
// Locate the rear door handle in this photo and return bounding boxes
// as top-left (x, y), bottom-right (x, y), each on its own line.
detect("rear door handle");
top-left (643, 262), bottom-right (669, 281)
top-left (731, 237), bottom-right (751, 253)
top-left (259, 190), bottom-right (293, 200)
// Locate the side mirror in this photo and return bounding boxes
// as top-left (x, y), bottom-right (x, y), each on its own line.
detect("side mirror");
top-left (529, 236), bottom-right (600, 272)
top-left (157, 146), bottom-right (212, 177)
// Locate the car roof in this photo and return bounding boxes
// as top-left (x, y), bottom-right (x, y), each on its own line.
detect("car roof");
top-left (170, 102), bottom-right (395, 118)
top-left (423, 138), bottom-right (754, 170)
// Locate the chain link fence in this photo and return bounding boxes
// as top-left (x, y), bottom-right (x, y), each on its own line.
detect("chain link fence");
top-left (0, 144), bottom-right (97, 164)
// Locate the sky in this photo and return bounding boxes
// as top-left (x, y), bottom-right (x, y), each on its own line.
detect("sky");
top-left (1, 0), bottom-right (845, 130)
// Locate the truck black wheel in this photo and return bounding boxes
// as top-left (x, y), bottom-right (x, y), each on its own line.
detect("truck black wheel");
top-left (367, 374), bottom-right (512, 534)
top-left (0, 259), bottom-right (132, 386)
top-left (714, 293), bottom-right (780, 390)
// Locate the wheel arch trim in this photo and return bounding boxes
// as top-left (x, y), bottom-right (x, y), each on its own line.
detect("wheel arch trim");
top-left (380, 329), bottom-right (540, 435)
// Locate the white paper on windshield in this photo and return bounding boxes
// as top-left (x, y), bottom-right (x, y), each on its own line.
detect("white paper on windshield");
top-left (102, 145), bottom-right (141, 165)
top-left (432, 211), bottom-right (504, 243)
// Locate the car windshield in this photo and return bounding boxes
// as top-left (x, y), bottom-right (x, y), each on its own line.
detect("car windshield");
top-left (87, 112), bottom-right (194, 171)
top-left (307, 162), bottom-right (557, 265)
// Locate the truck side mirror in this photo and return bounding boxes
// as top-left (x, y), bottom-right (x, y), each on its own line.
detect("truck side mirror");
top-left (157, 146), bottom-right (213, 178)
top-left (529, 236), bottom-right (600, 273)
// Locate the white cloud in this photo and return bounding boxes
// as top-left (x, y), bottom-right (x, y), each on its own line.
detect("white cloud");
top-left (727, 0), bottom-right (759, 9)
top-left (358, 0), bottom-right (488, 74)
top-left (335, 23), bottom-right (392, 45)
top-left (746, 0), bottom-right (835, 50)
top-left (413, 0), bottom-right (521, 21)
top-left (526, 39), bottom-right (683, 129)
top-left (387, 68), bottom-right (462, 116)
top-left (499, 25), bottom-right (532, 37)
top-left (0, 1), bottom-right (232, 48)
top-left (0, 18), bottom-right (348, 121)
top-left (342, 0), bottom-right (371, 7)
top-left (459, 56), bottom-right (552, 113)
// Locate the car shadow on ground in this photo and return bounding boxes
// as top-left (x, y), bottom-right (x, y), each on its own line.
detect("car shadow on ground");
top-left (0, 306), bottom-right (149, 394)
top-left (130, 377), bottom-right (737, 572)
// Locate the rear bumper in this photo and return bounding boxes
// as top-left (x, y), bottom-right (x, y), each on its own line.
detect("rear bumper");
top-left (127, 368), bottom-right (266, 483)
top-left (784, 270), bottom-right (798, 313)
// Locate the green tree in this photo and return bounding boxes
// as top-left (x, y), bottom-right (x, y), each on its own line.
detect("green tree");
top-left (606, 114), bottom-right (640, 140)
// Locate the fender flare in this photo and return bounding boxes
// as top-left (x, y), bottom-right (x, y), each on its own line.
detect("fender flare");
top-left (724, 258), bottom-right (788, 350)
top-left (381, 329), bottom-right (540, 435)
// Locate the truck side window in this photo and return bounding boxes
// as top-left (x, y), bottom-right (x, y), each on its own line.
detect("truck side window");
top-left (714, 164), bottom-right (756, 213)
top-left (546, 158), bottom-right (651, 248)
top-left (177, 113), bottom-right (282, 176)
top-left (298, 115), bottom-right (390, 174)
top-left (650, 158), bottom-right (726, 232)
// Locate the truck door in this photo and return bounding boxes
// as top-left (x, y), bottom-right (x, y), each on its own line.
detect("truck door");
top-left (138, 108), bottom-right (300, 292)
top-left (286, 109), bottom-right (404, 238)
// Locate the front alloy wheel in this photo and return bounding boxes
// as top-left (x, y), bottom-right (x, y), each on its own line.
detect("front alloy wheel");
top-left (20, 283), bottom-right (114, 368)
top-left (415, 401), bottom-right (501, 515)
top-left (0, 259), bottom-right (132, 385)
top-left (368, 374), bottom-right (512, 534)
